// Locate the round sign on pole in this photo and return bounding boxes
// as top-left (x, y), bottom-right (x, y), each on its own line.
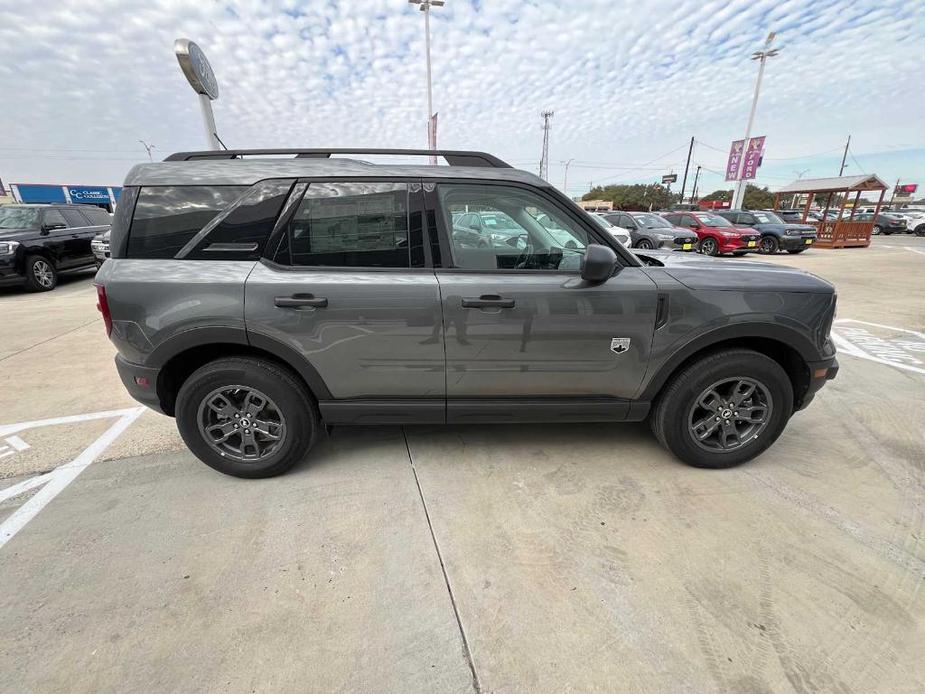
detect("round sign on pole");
top-left (174, 39), bottom-right (219, 100)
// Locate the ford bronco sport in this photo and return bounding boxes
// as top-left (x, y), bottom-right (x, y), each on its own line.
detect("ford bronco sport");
top-left (96, 149), bottom-right (838, 478)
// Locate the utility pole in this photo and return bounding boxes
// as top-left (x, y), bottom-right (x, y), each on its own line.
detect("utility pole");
top-left (731, 32), bottom-right (779, 210)
top-left (838, 134), bottom-right (851, 176)
top-left (691, 165), bottom-right (701, 203)
top-left (562, 158), bottom-right (575, 196)
top-left (409, 0), bottom-right (444, 162)
top-left (888, 178), bottom-right (900, 209)
top-left (679, 136), bottom-right (694, 203)
top-left (539, 110), bottom-right (554, 181)
top-left (138, 140), bottom-right (156, 162)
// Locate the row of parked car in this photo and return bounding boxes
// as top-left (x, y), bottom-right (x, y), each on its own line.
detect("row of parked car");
top-left (777, 207), bottom-right (925, 236)
top-left (0, 203), bottom-right (111, 292)
top-left (591, 208), bottom-right (816, 257)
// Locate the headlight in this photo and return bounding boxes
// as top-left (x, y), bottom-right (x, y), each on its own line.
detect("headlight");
top-left (720, 231), bottom-right (739, 237)
top-left (0, 241), bottom-right (20, 256)
top-left (785, 229), bottom-right (800, 235)
top-left (656, 234), bottom-right (674, 241)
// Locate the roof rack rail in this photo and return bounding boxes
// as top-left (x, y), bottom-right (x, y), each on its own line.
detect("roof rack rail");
top-left (163, 148), bottom-right (511, 168)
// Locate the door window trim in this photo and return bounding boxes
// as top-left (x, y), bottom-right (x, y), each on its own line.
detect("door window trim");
top-left (424, 178), bottom-right (638, 273)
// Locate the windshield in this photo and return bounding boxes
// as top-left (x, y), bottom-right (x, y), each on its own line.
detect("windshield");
top-left (480, 213), bottom-right (521, 230)
top-left (0, 207), bottom-right (40, 230)
top-left (753, 211), bottom-right (783, 224)
top-left (695, 214), bottom-right (733, 227)
top-left (631, 213), bottom-right (672, 229)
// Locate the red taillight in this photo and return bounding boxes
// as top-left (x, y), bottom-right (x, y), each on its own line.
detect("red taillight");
top-left (95, 284), bottom-right (112, 337)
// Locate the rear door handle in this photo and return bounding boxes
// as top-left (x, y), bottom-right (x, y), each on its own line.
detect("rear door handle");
top-left (274, 294), bottom-right (328, 309)
top-left (461, 294), bottom-right (515, 309)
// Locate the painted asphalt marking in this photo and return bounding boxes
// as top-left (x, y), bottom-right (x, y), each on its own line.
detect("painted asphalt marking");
top-left (0, 435), bottom-right (30, 460)
top-left (0, 407), bottom-right (146, 550)
top-left (831, 320), bottom-right (925, 376)
top-left (904, 246), bottom-right (925, 257)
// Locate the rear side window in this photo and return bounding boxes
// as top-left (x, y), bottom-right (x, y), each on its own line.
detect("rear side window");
top-left (127, 186), bottom-right (246, 259)
top-left (60, 208), bottom-right (90, 227)
top-left (183, 179), bottom-right (294, 261)
top-left (285, 182), bottom-right (412, 268)
top-left (81, 207), bottom-right (112, 225)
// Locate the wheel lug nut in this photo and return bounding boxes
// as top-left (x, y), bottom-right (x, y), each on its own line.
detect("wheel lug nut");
top-left (715, 417), bottom-right (720, 421)
top-left (233, 424), bottom-right (239, 428)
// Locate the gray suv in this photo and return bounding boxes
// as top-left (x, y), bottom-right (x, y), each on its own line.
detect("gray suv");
top-left (97, 149), bottom-right (838, 478)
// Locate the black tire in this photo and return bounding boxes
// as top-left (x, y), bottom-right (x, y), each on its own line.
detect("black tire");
top-left (914, 225), bottom-right (925, 237)
top-left (23, 255), bottom-right (57, 292)
top-left (649, 349), bottom-right (793, 469)
top-left (175, 357), bottom-right (319, 478)
top-left (872, 225), bottom-right (881, 235)
top-left (758, 235), bottom-right (779, 254)
top-left (787, 248), bottom-right (806, 254)
top-left (699, 237), bottom-right (719, 256)
top-left (732, 251), bottom-right (748, 257)
top-left (636, 238), bottom-right (653, 250)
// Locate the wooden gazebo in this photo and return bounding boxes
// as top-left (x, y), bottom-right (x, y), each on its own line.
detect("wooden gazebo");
top-left (773, 174), bottom-right (889, 248)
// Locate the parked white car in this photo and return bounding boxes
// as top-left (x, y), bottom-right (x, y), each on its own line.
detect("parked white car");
top-left (892, 209), bottom-right (925, 235)
top-left (589, 213), bottom-right (632, 247)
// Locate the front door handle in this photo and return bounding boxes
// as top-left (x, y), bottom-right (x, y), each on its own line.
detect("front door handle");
top-left (461, 294), bottom-right (515, 309)
top-left (275, 294), bottom-right (328, 309)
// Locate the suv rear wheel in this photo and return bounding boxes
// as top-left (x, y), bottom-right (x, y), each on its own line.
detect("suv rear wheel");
top-left (758, 235), bottom-right (779, 254)
top-left (175, 357), bottom-right (319, 478)
top-left (650, 349), bottom-right (793, 468)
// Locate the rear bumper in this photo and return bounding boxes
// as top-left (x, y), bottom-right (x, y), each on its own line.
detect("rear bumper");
top-left (115, 355), bottom-right (166, 414)
top-left (797, 357), bottom-right (838, 410)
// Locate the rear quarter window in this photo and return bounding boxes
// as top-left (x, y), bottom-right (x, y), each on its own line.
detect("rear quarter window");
top-left (127, 186), bottom-right (247, 259)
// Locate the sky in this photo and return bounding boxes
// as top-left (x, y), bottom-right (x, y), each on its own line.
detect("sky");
top-left (0, 0), bottom-right (923, 201)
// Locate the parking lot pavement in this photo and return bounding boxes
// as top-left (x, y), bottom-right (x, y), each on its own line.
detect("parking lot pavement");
top-left (1, 244), bottom-right (924, 692)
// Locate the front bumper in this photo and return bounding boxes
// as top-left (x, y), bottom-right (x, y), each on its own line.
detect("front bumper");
top-left (115, 354), bottom-right (166, 414)
top-left (781, 234), bottom-right (817, 250)
top-left (798, 357), bottom-right (839, 410)
top-left (0, 256), bottom-right (25, 287)
top-left (719, 235), bottom-right (760, 252)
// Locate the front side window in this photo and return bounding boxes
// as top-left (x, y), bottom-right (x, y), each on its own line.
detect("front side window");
top-left (438, 184), bottom-right (590, 271)
top-left (287, 182), bottom-right (413, 268)
top-left (128, 186), bottom-right (247, 259)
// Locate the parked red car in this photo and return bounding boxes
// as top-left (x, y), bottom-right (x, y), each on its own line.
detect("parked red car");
top-left (662, 211), bottom-right (760, 256)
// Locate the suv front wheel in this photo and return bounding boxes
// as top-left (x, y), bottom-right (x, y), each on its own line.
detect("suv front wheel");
top-left (175, 357), bottom-right (319, 478)
top-left (650, 349), bottom-right (793, 468)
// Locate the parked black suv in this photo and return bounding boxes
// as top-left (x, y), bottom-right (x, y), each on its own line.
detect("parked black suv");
top-left (97, 149), bottom-right (838, 478)
top-left (715, 209), bottom-right (816, 254)
top-left (0, 204), bottom-right (111, 291)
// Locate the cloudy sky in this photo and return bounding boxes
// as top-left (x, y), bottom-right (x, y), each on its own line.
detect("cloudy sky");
top-left (0, 0), bottom-right (922, 199)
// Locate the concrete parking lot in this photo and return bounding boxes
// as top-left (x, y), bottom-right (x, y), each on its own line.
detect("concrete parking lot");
top-left (1, 238), bottom-right (923, 692)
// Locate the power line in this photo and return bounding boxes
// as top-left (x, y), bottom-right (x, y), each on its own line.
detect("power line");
top-left (593, 143), bottom-right (691, 185)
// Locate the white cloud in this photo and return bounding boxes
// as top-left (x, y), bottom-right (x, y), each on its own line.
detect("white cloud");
top-left (0, 0), bottom-right (922, 195)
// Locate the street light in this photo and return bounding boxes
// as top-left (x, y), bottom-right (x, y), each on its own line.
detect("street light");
top-left (138, 140), bottom-right (156, 162)
top-left (731, 32), bottom-right (779, 209)
top-left (409, 0), bottom-right (444, 162)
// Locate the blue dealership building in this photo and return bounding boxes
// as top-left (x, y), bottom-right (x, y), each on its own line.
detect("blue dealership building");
top-left (9, 183), bottom-right (123, 211)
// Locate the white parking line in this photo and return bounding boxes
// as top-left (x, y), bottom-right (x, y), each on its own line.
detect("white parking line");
top-left (0, 407), bottom-right (146, 550)
top-left (831, 319), bottom-right (925, 376)
top-left (903, 246), bottom-right (925, 257)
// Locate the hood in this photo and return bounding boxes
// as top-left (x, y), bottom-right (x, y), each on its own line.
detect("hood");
top-left (635, 249), bottom-right (835, 294)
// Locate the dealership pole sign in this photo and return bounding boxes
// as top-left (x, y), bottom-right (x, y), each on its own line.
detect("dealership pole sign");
top-left (725, 136), bottom-right (765, 181)
top-left (175, 39), bottom-right (221, 150)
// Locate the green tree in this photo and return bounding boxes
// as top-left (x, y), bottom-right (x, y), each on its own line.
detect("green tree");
top-left (582, 183), bottom-right (672, 210)
top-left (701, 185), bottom-right (775, 209)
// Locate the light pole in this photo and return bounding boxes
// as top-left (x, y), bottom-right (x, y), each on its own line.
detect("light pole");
top-left (731, 32), bottom-right (779, 210)
top-left (138, 140), bottom-right (156, 162)
top-left (562, 158), bottom-right (575, 195)
top-left (409, 0), bottom-right (444, 162)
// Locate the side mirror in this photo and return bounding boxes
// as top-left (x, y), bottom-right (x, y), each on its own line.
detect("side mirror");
top-left (42, 223), bottom-right (65, 233)
top-left (580, 244), bottom-right (617, 283)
